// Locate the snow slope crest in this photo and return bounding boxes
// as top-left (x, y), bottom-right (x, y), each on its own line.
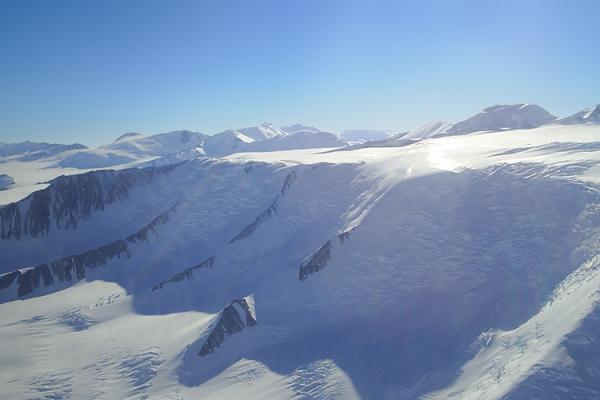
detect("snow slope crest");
top-left (402, 121), bottom-right (453, 139)
top-left (238, 123), bottom-right (288, 141)
top-left (556, 104), bottom-right (600, 125)
top-left (445, 103), bottom-right (557, 136)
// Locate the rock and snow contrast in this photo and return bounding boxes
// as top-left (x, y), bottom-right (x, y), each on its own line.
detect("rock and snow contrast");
top-left (1, 104), bottom-right (600, 399)
top-left (0, 174), bottom-right (14, 191)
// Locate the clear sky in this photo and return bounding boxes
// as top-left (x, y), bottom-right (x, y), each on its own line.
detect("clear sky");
top-left (1, 0), bottom-right (599, 146)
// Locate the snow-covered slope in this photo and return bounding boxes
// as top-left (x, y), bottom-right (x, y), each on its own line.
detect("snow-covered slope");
top-left (203, 128), bottom-right (344, 155)
top-left (237, 123), bottom-right (288, 141)
top-left (1, 122), bottom-right (600, 399)
top-left (445, 104), bottom-right (556, 136)
top-left (57, 130), bottom-right (205, 168)
top-left (244, 130), bottom-right (345, 152)
top-left (556, 104), bottom-right (600, 125)
top-left (0, 141), bottom-right (87, 161)
top-left (0, 126), bottom-right (344, 204)
top-left (347, 103), bottom-right (562, 152)
top-left (340, 129), bottom-right (393, 143)
top-left (401, 121), bottom-right (452, 139)
top-left (202, 129), bottom-right (254, 156)
top-left (281, 124), bottom-right (321, 134)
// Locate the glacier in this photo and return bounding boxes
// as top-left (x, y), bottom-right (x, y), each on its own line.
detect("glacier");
top-left (1, 105), bottom-right (600, 399)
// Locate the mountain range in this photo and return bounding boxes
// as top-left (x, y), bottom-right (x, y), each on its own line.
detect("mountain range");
top-left (1, 103), bottom-right (600, 399)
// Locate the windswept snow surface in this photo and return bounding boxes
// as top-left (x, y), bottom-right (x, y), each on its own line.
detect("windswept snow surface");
top-left (1, 123), bottom-right (600, 399)
top-left (401, 121), bottom-right (452, 140)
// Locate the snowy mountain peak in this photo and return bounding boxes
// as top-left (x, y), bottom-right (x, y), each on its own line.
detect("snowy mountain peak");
top-left (114, 132), bottom-right (143, 142)
top-left (237, 123), bottom-right (287, 141)
top-left (340, 129), bottom-right (393, 143)
top-left (402, 121), bottom-right (453, 139)
top-left (445, 103), bottom-right (556, 136)
top-left (281, 124), bottom-right (321, 134)
top-left (556, 104), bottom-right (600, 125)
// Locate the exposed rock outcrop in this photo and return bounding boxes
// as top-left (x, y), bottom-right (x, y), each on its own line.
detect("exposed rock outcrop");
top-left (151, 257), bottom-right (215, 291)
top-left (0, 164), bottom-right (178, 240)
top-left (198, 296), bottom-right (257, 357)
top-left (299, 229), bottom-right (353, 281)
top-left (0, 174), bottom-right (15, 191)
top-left (0, 201), bottom-right (177, 300)
top-left (228, 170), bottom-right (297, 244)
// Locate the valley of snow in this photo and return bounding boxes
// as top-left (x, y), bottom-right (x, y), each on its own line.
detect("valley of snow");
top-left (1, 106), bottom-right (600, 399)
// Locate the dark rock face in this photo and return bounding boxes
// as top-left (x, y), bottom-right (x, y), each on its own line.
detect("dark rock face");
top-left (0, 201), bottom-right (177, 300)
top-left (198, 298), bottom-right (256, 357)
top-left (0, 271), bottom-right (18, 289)
top-left (0, 203), bottom-right (22, 239)
top-left (151, 257), bottom-right (214, 291)
top-left (228, 199), bottom-right (279, 244)
top-left (228, 170), bottom-right (296, 244)
top-left (298, 229), bottom-right (353, 281)
top-left (298, 240), bottom-right (332, 281)
top-left (0, 164), bottom-right (177, 240)
top-left (280, 169), bottom-right (297, 196)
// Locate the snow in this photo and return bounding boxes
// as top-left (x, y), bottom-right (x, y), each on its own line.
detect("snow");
top-left (0, 174), bottom-right (14, 191)
top-left (238, 123), bottom-right (288, 141)
top-left (445, 104), bottom-right (557, 136)
top-left (1, 120), bottom-right (600, 399)
top-left (401, 121), bottom-right (452, 139)
top-left (426, 255), bottom-right (600, 400)
top-left (0, 141), bottom-right (87, 159)
top-left (340, 129), bottom-right (393, 143)
top-left (556, 104), bottom-right (600, 125)
top-left (280, 124), bottom-right (321, 134)
top-left (58, 130), bottom-right (205, 168)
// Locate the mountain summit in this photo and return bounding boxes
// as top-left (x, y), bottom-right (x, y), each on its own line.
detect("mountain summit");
top-left (444, 104), bottom-right (557, 136)
top-left (556, 104), bottom-right (600, 125)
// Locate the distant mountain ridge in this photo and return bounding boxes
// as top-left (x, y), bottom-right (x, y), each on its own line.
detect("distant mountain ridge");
top-left (1, 102), bottom-right (598, 173)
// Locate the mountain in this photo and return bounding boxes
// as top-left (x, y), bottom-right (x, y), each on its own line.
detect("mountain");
top-left (0, 141), bottom-right (87, 161)
top-left (340, 129), bottom-right (393, 143)
top-left (444, 104), bottom-right (556, 136)
top-left (281, 124), bottom-right (321, 134)
top-left (237, 122), bottom-right (288, 141)
top-left (556, 104), bottom-right (600, 125)
top-left (104, 130), bottom-right (204, 156)
top-left (345, 104), bottom-right (560, 152)
top-left (1, 122), bottom-right (600, 399)
top-left (0, 174), bottom-right (14, 191)
top-left (202, 129), bottom-right (255, 156)
top-left (243, 130), bottom-right (345, 152)
top-left (58, 130), bottom-right (205, 169)
top-left (204, 126), bottom-right (344, 156)
top-left (401, 121), bottom-right (452, 140)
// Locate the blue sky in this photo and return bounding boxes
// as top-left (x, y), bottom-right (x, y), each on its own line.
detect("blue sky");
top-left (1, 0), bottom-right (599, 146)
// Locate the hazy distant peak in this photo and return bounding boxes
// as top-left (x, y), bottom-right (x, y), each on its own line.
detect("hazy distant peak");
top-left (402, 121), bottom-right (452, 140)
top-left (556, 104), bottom-right (600, 125)
top-left (115, 132), bottom-right (143, 142)
top-left (281, 124), bottom-right (321, 134)
top-left (446, 103), bottom-right (556, 136)
top-left (237, 123), bottom-right (287, 141)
